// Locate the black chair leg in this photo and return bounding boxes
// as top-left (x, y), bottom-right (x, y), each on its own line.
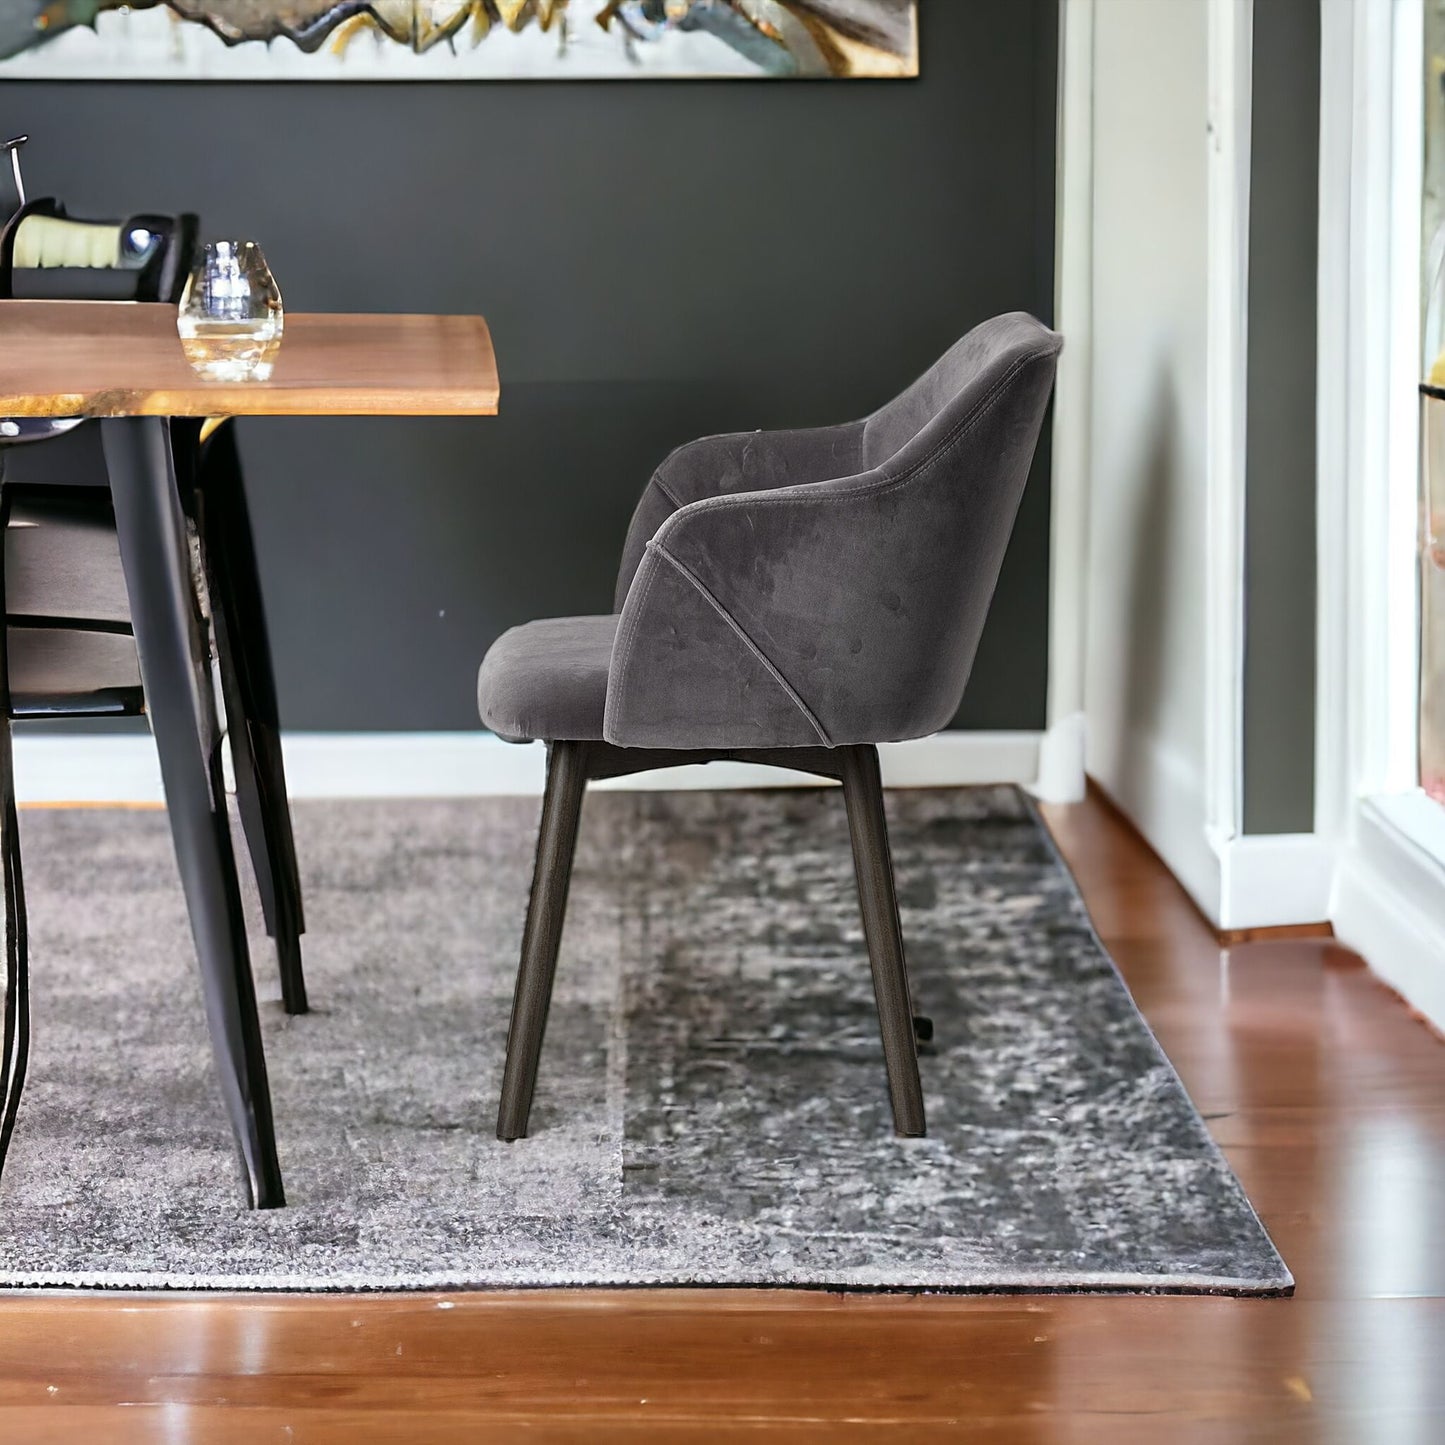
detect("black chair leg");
top-left (187, 419), bottom-right (308, 1015)
top-left (0, 481), bottom-right (30, 1185)
top-left (103, 417), bottom-right (284, 1209)
top-left (0, 713), bottom-right (28, 1183)
top-left (497, 739), bottom-right (590, 1142)
top-left (838, 744), bottom-right (927, 1137)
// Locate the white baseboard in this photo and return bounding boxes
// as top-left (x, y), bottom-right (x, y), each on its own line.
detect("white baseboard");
top-left (1331, 797), bottom-right (1445, 1034)
top-left (1030, 711), bottom-right (1088, 804)
top-left (11, 729), bottom-right (1044, 804)
top-left (1090, 727), bottom-right (1332, 931)
top-left (1216, 832), bottom-right (1334, 932)
top-left (1090, 729), bottom-right (1223, 924)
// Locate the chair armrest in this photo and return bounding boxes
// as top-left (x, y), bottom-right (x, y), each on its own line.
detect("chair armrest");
top-left (606, 471), bottom-right (904, 751)
top-left (612, 420), bottom-right (865, 609)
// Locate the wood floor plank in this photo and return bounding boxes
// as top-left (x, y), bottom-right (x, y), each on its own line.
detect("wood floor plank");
top-left (0, 786), bottom-right (1441, 1440)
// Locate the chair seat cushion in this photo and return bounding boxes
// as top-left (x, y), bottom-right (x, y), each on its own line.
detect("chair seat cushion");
top-left (478, 614), bottom-right (617, 743)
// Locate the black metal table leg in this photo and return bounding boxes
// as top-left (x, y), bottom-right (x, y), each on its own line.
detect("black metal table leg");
top-left (185, 420), bottom-right (308, 1015)
top-left (102, 416), bottom-right (284, 1210)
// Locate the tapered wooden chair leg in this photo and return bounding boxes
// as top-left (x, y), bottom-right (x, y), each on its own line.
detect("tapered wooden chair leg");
top-left (497, 740), bottom-right (590, 1142)
top-left (839, 744), bottom-right (927, 1137)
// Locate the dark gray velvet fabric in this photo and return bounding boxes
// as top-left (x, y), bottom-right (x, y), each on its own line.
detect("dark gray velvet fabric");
top-left (478, 614), bottom-right (618, 744)
top-left (478, 314), bottom-right (1061, 747)
top-left (612, 421), bottom-right (868, 611)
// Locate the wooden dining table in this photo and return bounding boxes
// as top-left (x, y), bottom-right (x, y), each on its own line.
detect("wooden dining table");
top-left (0, 299), bottom-right (499, 1208)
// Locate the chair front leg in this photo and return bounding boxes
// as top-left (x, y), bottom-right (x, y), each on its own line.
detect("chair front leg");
top-left (839, 744), bottom-right (927, 1137)
top-left (497, 739), bottom-right (590, 1142)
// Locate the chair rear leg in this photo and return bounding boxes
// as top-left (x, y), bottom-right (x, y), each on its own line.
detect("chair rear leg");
top-left (0, 713), bottom-right (29, 1181)
top-left (0, 480), bottom-right (29, 1183)
top-left (497, 740), bottom-right (590, 1142)
top-left (839, 744), bottom-right (927, 1137)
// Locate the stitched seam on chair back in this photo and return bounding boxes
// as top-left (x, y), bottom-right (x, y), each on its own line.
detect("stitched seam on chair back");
top-left (651, 472), bottom-right (686, 510)
top-left (606, 550), bottom-right (666, 737)
top-left (649, 543), bottom-right (832, 746)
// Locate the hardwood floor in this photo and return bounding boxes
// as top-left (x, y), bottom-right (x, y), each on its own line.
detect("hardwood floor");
top-left (1, 788), bottom-right (1442, 1442)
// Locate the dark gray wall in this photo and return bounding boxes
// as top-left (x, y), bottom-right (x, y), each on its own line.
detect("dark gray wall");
top-left (3, 0), bottom-right (1057, 733)
top-left (1243, 0), bottom-right (1318, 833)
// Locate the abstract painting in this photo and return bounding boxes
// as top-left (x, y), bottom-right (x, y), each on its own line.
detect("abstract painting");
top-left (0, 2), bottom-right (919, 80)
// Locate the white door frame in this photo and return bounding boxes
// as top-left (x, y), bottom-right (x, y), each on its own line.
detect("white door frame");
top-left (1202, 0), bottom-right (1254, 856)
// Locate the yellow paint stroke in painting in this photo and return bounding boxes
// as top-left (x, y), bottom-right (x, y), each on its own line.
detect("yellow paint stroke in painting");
top-left (535, 0), bottom-right (566, 30)
top-left (328, 2), bottom-right (482, 56)
top-left (328, 13), bottom-right (375, 57)
top-left (1283, 1376), bottom-right (1313, 1403)
top-left (494, 0), bottom-right (533, 32)
top-left (822, 27), bottom-right (916, 78)
top-left (412, 2), bottom-right (474, 49)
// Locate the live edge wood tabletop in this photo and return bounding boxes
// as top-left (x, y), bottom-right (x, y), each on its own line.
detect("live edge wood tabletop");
top-left (0, 300), bottom-right (500, 418)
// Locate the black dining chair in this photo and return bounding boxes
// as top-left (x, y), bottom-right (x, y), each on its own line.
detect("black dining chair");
top-left (0, 192), bottom-right (308, 1205)
top-left (478, 311), bottom-right (1062, 1143)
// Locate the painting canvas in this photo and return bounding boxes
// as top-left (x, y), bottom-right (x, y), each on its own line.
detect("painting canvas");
top-left (0, 2), bottom-right (919, 81)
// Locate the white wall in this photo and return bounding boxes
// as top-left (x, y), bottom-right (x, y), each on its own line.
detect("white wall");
top-left (1082, 0), bottom-right (1218, 907)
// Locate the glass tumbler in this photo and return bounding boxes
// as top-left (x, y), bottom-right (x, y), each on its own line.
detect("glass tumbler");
top-left (178, 240), bottom-right (284, 382)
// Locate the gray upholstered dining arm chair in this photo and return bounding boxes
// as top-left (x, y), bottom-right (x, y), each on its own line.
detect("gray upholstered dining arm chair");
top-left (478, 311), bottom-right (1062, 1145)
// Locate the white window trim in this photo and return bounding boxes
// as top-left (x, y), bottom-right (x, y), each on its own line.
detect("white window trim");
top-left (1203, 0), bottom-right (1253, 857)
top-left (1035, 0), bottom-right (1095, 806)
top-left (1320, 0), bottom-right (1445, 1031)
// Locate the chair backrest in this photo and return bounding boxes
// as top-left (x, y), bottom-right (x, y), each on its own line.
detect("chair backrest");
top-left (622, 313), bottom-right (1062, 746)
top-left (848, 311), bottom-right (1061, 736)
top-left (0, 195), bottom-right (197, 714)
top-left (861, 315), bottom-right (1056, 471)
top-left (0, 197), bottom-right (197, 303)
top-left (0, 195), bottom-right (199, 473)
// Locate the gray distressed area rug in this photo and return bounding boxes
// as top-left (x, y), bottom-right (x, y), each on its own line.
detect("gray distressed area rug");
top-left (0, 787), bottom-right (1290, 1293)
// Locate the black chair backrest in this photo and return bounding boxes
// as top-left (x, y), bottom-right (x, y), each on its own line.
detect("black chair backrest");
top-left (0, 197), bottom-right (198, 304)
top-left (0, 195), bottom-right (200, 469)
top-left (0, 194), bottom-right (199, 712)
